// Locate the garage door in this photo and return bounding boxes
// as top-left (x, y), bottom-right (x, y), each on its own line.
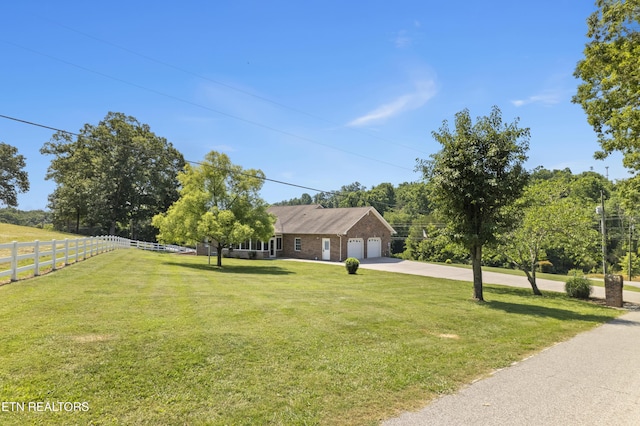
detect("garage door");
top-left (367, 237), bottom-right (381, 258)
top-left (347, 238), bottom-right (364, 259)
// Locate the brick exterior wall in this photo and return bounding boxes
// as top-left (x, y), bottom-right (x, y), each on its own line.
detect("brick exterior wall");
top-left (277, 211), bottom-right (392, 262)
top-left (280, 234), bottom-right (333, 260)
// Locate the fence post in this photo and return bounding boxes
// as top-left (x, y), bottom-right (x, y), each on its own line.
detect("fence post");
top-left (34, 240), bottom-right (40, 276)
top-left (64, 239), bottom-right (69, 266)
top-left (52, 239), bottom-right (57, 271)
top-left (10, 241), bottom-right (18, 282)
top-left (75, 239), bottom-right (79, 263)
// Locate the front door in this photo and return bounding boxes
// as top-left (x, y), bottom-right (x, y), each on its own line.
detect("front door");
top-left (269, 238), bottom-right (276, 258)
top-left (322, 238), bottom-right (331, 260)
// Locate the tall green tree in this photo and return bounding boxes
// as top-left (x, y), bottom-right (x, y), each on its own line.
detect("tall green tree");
top-left (152, 151), bottom-right (275, 267)
top-left (41, 112), bottom-right (185, 238)
top-left (573, 0), bottom-right (640, 170)
top-left (0, 142), bottom-right (29, 208)
top-left (500, 179), bottom-right (600, 295)
top-left (420, 106), bottom-right (530, 301)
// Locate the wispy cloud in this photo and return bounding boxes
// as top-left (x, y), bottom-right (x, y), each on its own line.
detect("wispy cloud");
top-left (347, 80), bottom-right (437, 127)
top-left (395, 30), bottom-right (412, 48)
top-left (394, 21), bottom-right (421, 49)
top-left (512, 90), bottom-right (564, 107)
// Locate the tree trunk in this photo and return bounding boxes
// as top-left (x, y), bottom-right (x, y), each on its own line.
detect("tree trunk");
top-left (471, 244), bottom-right (484, 301)
top-left (216, 243), bottom-right (223, 267)
top-left (524, 268), bottom-right (543, 296)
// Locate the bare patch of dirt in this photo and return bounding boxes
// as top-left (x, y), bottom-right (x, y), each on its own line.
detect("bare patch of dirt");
top-left (71, 334), bottom-right (116, 343)
top-left (437, 333), bottom-right (460, 339)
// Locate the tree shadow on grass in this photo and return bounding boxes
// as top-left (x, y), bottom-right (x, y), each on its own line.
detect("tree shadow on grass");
top-left (162, 261), bottom-right (294, 275)
top-left (484, 286), bottom-right (618, 323)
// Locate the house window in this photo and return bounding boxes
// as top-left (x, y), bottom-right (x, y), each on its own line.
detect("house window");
top-left (254, 241), bottom-right (262, 251)
top-left (294, 238), bottom-right (301, 251)
top-left (276, 237), bottom-right (282, 250)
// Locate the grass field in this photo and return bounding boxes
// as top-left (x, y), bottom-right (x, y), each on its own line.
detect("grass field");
top-left (0, 246), bottom-right (622, 425)
top-left (0, 223), bottom-right (79, 243)
top-left (0, 224), bottom-right (110, 284)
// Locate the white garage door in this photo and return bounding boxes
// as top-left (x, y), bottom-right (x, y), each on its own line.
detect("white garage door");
top-left (347, 238), bottom-right (364, 259)
top-left (367, 237), bottom-right (381, 258)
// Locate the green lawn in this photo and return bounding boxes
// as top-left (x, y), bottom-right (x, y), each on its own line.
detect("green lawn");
top-left (0, 223), bottom-right (110, 284)
top-left (0, 249), bottom-right (622, 425)
top-left (0, 223), bottom-right (80, 243)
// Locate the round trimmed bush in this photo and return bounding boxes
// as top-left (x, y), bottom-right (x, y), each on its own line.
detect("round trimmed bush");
top-left (345, 257), bottom-right (360, 274)
top-left (565, 276), bottom-right (592, 299)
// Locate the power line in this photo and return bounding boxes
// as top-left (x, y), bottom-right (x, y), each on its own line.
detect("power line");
top-left (0, 113), bottom-right (338, 195)
top-left (32, 14), bottom-right (432, 157)
top-left (3, 40), bottom-right (414, 173)
top-left (0, 114), bottom-right (74, 136)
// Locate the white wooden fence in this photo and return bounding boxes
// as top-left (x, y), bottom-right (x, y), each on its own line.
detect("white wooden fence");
top-left (0, 236), bottom-right (195, 283)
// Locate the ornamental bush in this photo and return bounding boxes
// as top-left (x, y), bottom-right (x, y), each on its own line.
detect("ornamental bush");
top-left (565, 276), bottom-right (592, 299)
top-left (345, 257), bottom-right (360, 274)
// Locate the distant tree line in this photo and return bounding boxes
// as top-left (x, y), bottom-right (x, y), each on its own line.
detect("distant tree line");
top-left (0, 208), bottom-right (51, 228)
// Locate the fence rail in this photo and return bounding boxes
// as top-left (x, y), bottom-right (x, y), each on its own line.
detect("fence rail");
top-left (128, 240), bottom-right (196, 254)
top-left (0, 236), bottom-right (194, 283)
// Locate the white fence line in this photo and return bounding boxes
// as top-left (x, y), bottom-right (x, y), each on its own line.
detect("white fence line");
top-left (128, 240), bottom-right (196, 254)
top-left (0, 236), bottom-right (194, 283)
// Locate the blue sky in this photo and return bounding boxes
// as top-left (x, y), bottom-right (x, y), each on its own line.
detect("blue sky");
top-left (0, 0), bottom-right (627, 211)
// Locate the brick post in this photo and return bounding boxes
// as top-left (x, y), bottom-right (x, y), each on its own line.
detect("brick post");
top-left (604, 274), bottom-right (623, 308)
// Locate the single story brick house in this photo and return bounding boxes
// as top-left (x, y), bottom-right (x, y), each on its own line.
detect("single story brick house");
top-left (206, 205), bottom-right (396, 261)
top-left (268, 204), bottom-right (396, 261)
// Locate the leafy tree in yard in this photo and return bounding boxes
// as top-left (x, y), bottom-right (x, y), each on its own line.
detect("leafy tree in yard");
top-left (419, 106), bottom-right (529, 301)
top-left (573, 0), bottom-right (640, 170)
top-left (500, 179), bottom-right (600, 295)
top-left (152, 151), bottom-right (275, 267)
top-left (0, 142), bottom-right (29, 208)
top-left (41, 112), bottom-right (185, 238)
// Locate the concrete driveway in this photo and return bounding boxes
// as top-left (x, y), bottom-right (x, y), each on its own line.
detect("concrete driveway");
top-left (358, 257), bottom-right (640, 304)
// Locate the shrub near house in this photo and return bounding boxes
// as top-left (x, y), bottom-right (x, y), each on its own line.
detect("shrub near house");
top-left (345, 257), bottom-right (360, 274)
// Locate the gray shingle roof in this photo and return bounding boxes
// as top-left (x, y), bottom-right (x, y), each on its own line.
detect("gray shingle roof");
top-left (267, 205), bottom-right (396, 235)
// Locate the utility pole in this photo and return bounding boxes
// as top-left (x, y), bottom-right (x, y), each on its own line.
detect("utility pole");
top-left (629, 218), bottom-right (634, 281)
top-left (597, 191), bottom-right (607, 275)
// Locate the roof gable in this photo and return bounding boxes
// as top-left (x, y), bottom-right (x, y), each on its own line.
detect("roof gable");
top-left (267, 205), bottom-right (396, 235)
